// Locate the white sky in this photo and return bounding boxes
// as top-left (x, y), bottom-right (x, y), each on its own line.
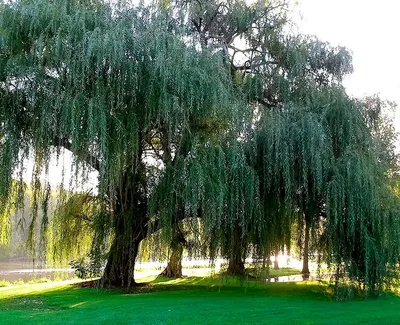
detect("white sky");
top-left (296, 0), bottom-right (400, 129)
top-left (20, 149), bottom-right (99, 193)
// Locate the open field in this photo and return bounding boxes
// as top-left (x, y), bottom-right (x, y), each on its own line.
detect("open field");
top-left (0, 276), bottom-right (399, 325)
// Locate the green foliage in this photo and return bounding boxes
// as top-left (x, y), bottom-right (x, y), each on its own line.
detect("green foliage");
top-left (69, 252), bottom-right (104, 279)
top-left (0, 279), bottom-right (10, 287)
top-left (0, 0), bottom-right (243, 284)
top-left (46, 191), bottom-right (107, 267)
top-left (0, 0), bottom-right (399, 294)
top-left (0, 180), bottom-right (26, 246)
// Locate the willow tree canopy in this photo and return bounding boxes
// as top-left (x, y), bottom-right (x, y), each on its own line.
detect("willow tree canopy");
top-left (0, 0), bottom-right (398, 293)
top-left (0, 0), bottom-right (249, 286)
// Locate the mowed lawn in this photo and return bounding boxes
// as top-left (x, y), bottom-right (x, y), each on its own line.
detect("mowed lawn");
top-left (0, 276), bottom-right (399, 325)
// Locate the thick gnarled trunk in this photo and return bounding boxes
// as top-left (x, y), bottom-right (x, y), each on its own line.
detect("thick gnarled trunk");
top-left (102, 231), bottom-right (141, 287)
top-left (160, 242), bottom-right (183, 278)
top-left (102, 168), bottom-right (148, 287)
top-left (160, 225), bottom-right (186, 278)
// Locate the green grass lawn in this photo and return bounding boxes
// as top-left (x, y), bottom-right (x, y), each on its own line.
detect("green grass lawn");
top-left (0, 276), bottom-right (399, 325)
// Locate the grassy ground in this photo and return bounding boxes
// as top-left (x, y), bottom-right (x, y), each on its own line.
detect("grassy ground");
top-left (0, 276), bottom-right (399, 325)
top-left (247, 267), bottom-right (301, 278)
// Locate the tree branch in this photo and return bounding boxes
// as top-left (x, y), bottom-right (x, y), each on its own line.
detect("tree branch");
top-left (233, 60), bottom-right (278, 71)
top-left (53, 137), bottom-right (100, 172)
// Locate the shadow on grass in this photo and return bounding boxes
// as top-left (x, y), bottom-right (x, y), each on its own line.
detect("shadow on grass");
top-left (1, 275), bottom-right (398, 315)
top-left (76, 275), bottom-right (332, 299)
top-left (0, 282), bottom-right (135, 314)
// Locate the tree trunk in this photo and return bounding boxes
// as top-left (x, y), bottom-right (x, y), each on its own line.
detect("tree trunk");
top-left (226, 223), bottom-right (246, 276)
top-left (159, 223), bottom-right (186, 278)
top-left (102, 234), bottom-right (140, 287)
top-left (302, 215), bottom-right (311, 276)
top-left (273, 250), bottom-right (279, 270)
top-left (160, 241), bottom-right (183, 278)
top-left (102, 204), bottom-right (147, 287)
top-left (262, 248), bottom-right (270, 271)
top-left (226, 253), bottom-right (246, 276)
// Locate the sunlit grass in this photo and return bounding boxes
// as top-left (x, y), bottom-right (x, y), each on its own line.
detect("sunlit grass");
top-left (0, 276), bottom-right (399, 324)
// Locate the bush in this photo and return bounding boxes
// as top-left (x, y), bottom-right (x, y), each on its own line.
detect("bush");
top-left (27, 278), bottom-right (50, 284)
top-left (12, 279), bottom-right (24, 286)
top-left (70, 252), bottom-right (104, 279)
top-left (0, 280), bottom-right (11, 287)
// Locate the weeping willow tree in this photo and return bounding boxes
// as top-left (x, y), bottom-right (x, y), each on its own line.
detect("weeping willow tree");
top-left (152, 138), bottom-right (261, 275)
top-left (1, 0), bottom-right (399, 292)
top-left (0, 0), bottom-right (249, 286)
top-left (171, 0), bottom-right (355, 275)
top-left (253, 84), bottom-right (400, 293)
top-left (176, 0), bottom-right (400, 288)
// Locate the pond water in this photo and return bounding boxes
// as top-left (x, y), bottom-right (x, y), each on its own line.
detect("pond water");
top-left (268, 273), bottom-right (332, 282)
top-left (0, 259), bottom-right (74, 282)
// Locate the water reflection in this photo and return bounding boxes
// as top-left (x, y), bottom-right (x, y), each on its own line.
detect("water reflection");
top-left (268, 273), bottom-right (329, 282)
top-left (0, 259), bottom-right (74, 282)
